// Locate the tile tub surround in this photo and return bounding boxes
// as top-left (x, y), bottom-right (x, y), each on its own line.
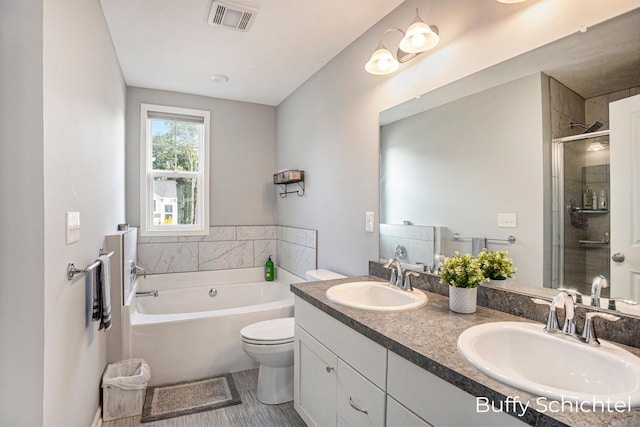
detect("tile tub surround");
top-left (370, 261), bottom-right (640, 349)
top-left (290, 277), bottom-right (640, 427)
top-left (136, 225), bottom-right (317, 275)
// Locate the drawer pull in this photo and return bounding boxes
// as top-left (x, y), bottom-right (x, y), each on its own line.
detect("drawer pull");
top-left (326, 366), bottom-right (335, 373)
top-left (348, 396), bottom-right (368, 415)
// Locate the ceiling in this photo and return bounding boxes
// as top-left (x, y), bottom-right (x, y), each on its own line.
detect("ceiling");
top-left (101, 1), bottom-right (640, 107)
top-left (100, 0), bottom-right (404, 106)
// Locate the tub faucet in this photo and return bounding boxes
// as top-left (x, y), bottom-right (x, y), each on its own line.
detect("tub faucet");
top-left (383, 258), bottom-right (403, 287)
top-left (135, 289), bottom-right (158, 298)
top-left (131, 263), bottom-right (147, 280)
top-left (590, 275), bottom-right (608, 308)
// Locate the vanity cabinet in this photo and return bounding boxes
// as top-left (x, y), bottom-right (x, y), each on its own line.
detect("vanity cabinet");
top-left (295, 297), bottom-right (526, 427)
top-left (294, 298), bottom-right (387, 427)
top-left (387, 347), bottom-right (527, 427)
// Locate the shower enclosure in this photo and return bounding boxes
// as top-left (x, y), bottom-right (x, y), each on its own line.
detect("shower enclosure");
top-left (552, 130), bottom-right (611, 296)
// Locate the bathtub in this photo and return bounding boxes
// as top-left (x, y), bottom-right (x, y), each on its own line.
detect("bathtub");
top-left (123, 267), bottom-right (300, 386)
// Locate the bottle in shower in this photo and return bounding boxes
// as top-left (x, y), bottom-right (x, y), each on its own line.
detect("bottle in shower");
top-left (265, 255), bottom-right (274, 281)
top-left (599, 190), bottom-right (608, 210)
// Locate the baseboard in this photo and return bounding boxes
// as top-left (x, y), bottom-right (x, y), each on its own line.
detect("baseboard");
top-left (91, 406), bottom-right (102, 427)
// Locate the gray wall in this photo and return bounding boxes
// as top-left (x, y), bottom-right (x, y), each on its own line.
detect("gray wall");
top-left (380, 74), bottom-right (546, 286)
top-left (126, 87), bottom-right (277, 227)
top-left (0, 1), bottom-right (45, 425)
top-left (1, 0), bottom-right (126, 425)
top-left (42, 0), bottom-right (126, 424)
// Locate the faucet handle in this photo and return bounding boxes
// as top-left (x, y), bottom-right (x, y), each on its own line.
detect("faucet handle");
top-left (558, 288), bottom-right (583, 304)
top-left (532, 298), bottom-right (560, 332)
top-left (416, 262), bottom-right (429, 273)
top-left (607, 298), bottom-right (638, 311)
top-left (403, 271), bottom-right (419, 291)
top-left (581, 312), bottom-right (621, 346)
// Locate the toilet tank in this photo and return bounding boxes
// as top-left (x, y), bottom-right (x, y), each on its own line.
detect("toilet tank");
top-left (304, 269), bottom-right (346, 281)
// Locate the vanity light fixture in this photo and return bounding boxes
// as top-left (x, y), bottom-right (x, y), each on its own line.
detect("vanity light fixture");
top-left (365, 9), bottom-right (439, 76)
top-left (495, 0), bottom-right (527, 3)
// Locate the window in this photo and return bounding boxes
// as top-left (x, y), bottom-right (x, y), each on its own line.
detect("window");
top-left (140, 104), bottom-right (210, 236)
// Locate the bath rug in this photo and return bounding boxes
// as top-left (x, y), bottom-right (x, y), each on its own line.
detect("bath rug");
top-left (140, 373), bottom-right (241, 422)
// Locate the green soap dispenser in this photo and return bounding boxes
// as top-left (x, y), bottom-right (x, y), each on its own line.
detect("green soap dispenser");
top-left (265, 255), bottom-right (274, 281)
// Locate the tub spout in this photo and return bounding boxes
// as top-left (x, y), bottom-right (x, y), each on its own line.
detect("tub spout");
top-left (135, 290), bottom-right (158, 297)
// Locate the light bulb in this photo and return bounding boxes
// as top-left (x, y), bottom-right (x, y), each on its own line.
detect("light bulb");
top-left (377, 58), bottom-right (390, 72)
top-left (410, 33), bottom-right (426, 49)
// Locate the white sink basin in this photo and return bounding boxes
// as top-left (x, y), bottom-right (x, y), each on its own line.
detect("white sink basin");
top-left (325, 281), bottom-right (427, 312)
top-left (457, 322), bottom-right (640, 407)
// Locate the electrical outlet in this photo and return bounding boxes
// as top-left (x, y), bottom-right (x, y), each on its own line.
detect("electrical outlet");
top-left (66, 212), bottom-right (80, 244)
top-left (365, 212), bottom-right (375, 233)
top-left (498, 213), bottom-right (517, 228)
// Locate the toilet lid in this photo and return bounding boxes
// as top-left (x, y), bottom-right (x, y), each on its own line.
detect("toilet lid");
top-left (240, 317), bottom-right (294, 343)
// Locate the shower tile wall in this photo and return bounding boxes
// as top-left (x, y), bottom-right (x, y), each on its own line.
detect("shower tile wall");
top-left (137, 225), bottom-right (317, 277)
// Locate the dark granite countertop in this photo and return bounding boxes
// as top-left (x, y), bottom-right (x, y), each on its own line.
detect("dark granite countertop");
top-left (291, 276), bottom-right (640, 427)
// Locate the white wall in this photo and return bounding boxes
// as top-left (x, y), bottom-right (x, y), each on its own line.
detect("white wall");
top-left (276, 0), bottom-right (638, 276)
top-left (42, 0), bottom-right (126, 425)
top-left (126, 87), bottom-right (277, 227)
top-left (0, 1), bottom-right (45, 425)
top-left (381, 74), bottom-right (545, 285)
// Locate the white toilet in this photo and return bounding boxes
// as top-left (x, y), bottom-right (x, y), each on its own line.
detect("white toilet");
top-left (240, 269), bottom-right (346, 405)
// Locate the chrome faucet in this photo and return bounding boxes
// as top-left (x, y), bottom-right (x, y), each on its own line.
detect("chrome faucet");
top-left (135, 289), bottom-right (158, 297)
top-left (533, 290), bottom-right (620, 346)
top-left (590, 275), bottom-right (609, 308)
top-left (131, 263), bottom-right (147, 280)
top-left (383, 258), bottom-right (403, 287)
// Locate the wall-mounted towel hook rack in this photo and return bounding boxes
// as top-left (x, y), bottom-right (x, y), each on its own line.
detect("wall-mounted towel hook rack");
top-left (67, 248), bottom-right (114, 281)
top-left (452, 233), bottom-right (516, 244)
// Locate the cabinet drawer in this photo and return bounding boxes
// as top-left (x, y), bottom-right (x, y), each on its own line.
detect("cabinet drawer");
top-left (386, 396), bottom-right (433, 427)
top-left (336, 359), bottom-right (385, 427)
top-left (295, 297), bottom-right (387, 388)
top-left (387, 352), bottom-right (527, 427)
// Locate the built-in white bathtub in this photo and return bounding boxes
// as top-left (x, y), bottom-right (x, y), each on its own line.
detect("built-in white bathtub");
top-left (123, 267), bottom-right (300, 385)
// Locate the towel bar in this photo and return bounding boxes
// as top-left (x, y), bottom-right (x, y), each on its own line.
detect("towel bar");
top-left (452, 233), bottom-right (516, 244)
top-left (67, 249), bottom-right (115, 281)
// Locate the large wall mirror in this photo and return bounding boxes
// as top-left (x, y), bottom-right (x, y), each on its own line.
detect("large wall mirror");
top-left (379, 9), bottom-right (640, 315)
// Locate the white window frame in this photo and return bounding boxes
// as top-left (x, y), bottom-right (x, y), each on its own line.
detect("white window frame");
top-left (140, 103), bottom-right (210, 236)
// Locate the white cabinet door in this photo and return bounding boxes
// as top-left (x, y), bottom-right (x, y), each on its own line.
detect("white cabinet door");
top-left (295, 325), bottom-right (338, 427)
top-left (610, 94), bottom-right (640, 299)
top-left (336, 359), bottom-right (385, 427)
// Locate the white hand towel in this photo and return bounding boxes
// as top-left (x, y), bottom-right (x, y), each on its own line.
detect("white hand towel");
top-left (471, 237), bottom-right (487, 256)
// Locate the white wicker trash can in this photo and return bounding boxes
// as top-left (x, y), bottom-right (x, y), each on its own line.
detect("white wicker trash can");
top-left (102, 358), bottom-right (151, 421)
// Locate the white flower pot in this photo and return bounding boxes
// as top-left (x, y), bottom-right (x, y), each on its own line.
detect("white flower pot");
top-left (449, 286), bottom-right (477, 314)
top-left (488, 279), bottom-right (507, 288)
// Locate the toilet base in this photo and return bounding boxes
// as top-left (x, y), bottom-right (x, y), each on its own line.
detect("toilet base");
top-left (256, 365), bottom-right (294, 405)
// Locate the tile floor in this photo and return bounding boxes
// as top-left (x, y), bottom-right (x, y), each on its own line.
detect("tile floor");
top-left (102, 369), bottom-right (306, 427)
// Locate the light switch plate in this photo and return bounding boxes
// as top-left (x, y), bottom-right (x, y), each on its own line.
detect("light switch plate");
top-left (498, 213), bottom-right (517, 228)
top-left (66, 212), bottom-right (80, 244)
top-left (365, 212), bottom-right (375, 233)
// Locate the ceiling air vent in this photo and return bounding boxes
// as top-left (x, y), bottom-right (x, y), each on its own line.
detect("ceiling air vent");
top-left (208, 1), bottom-right (258, 32)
